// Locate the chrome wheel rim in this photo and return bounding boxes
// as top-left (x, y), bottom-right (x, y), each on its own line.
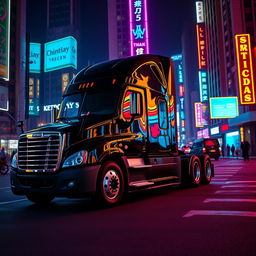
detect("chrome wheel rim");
top-left (103, 169), bottom-right (120, 200)
top-left (194, 162), bottom-right (201, 182)
top-left (205, 162), bottom-right (211, 180)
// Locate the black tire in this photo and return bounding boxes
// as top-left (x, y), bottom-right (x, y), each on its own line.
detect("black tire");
top-left (0, 164), bottom-right (9, 175)
top-left (201, 156), bottom-right (212, 185)
top-left (215, 157), bottom-right (219, 161)
top-left (26, 194), bottom-right (55, 205)
top-left (96, 161), bottom-right (125, 206)
top-left (189, 156), bottom-right (202, 186)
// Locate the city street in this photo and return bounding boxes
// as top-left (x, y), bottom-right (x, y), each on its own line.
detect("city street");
top-left (0, 159), bottom-right (256, 256)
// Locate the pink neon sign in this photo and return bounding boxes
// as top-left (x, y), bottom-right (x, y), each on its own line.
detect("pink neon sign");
top-left (129, 0), bottom-right (149, 56)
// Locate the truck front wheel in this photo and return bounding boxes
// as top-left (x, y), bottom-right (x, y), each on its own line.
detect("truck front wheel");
top-left (26, 194), bottom-right (55, 205)
top-left (97, 161), bottom-right (125, 206)
top-left (189, 156), bottom-right (202, 186)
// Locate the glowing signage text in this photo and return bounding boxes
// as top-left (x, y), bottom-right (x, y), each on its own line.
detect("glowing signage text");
top-left (210, 97), bottom-right (239, 119)
top-left (235, 34), bottom-right (255, 104)
top-left (196, 24), bottom-right (207, 69)
top-left (199, 71), bottom-right (208, 102)
top-left (29, 43), bottom-right (41, 73)
top-left (0, 0), bottom-right (10, 80)
top-left (196, 1), bottom-right (204, 23)
top-left (129, 0), bottom-right (149, 56)
top-left (44, 36), bottom-right (77, 72)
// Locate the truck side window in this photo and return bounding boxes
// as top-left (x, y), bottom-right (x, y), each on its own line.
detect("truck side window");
top-left (158, 99), bottom-right (168, 129)
top-left (122, 90), bottom-right (142, 120)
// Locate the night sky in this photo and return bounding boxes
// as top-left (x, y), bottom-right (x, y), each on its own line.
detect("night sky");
top-left (27, 0), bottom-right (196, 68)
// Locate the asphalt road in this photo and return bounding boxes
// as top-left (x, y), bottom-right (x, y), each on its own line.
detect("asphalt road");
top-left (0, 159), bottom-right (256, 256)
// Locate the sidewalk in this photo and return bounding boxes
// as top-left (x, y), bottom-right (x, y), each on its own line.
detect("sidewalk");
top-left (220, 156), bottom-right (256, 160)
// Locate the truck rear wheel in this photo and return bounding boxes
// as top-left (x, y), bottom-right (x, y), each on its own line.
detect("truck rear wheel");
top-left (189, 156), bottom-right (202, 186)
top-left (26, 194), bottom-right (55, 205)
top-left (97, 161), bottom-right (125, 206)
top-left (201, 156), bottom-right (212, 184)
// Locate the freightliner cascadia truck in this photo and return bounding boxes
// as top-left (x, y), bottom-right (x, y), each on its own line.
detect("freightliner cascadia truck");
top-left (11, 55), bottom-right (214, 205)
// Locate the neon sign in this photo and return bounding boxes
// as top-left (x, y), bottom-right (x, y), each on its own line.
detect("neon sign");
top-left (235, 34), bottom-right (255, 104)
top-left (196, 24), bottom-right (207, 70)
top-left (0, 0), bottom-right (10, 80)
top-left (30, 43), bottom-right (41, 73)
top-left (44, 36), bottom-right (77, 72)
top-left (195, 102), bottom-right (204, 127)
top-left (129, 0), bottom-right (149, 56)
top-left (195, 1), bottom-right (204, 23)
top-left (199, 71), bottom-right (208, 102)
top-left (210, 97), bottom-right (239, 119)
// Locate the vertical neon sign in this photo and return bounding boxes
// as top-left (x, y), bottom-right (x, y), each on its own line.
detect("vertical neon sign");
top-left (129, 0), bottom-right (149, 56)
top-left (0, 0), bottom-right (11, 81)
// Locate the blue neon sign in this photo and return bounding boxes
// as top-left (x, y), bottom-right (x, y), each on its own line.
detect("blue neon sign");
top-left (44, 36), bottom-right (77, 72)
top-left (210, 97), bottom-right (239, 119)
top-left (30, 43), bottom-right (41, 73)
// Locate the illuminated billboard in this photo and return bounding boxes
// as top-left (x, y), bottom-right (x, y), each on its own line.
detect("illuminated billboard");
top-left (199, 71), bottom-right (208, 102)
top-left (235, 34), bottom-right (255, 104)
top-left (195, 1), bottom-right (204, 23)
top-left (210, 97), bottom-right (239, 119)
top-left (0, 86), bottom-right (9, 111)
top-left (0, 0), bottom-right (10, 80)
top-left (129, 0), bottom-right (149, 56)
top-left (196, 24), bottom-right (207, 70)
top-left (29, 98), bottom-right (39, 116)
top-left (195, 102), bottom-right (208, 127)
top-left (30, 43), bottom-right (41, 73)
top-left (44, 36), bottom-right (77, 72)
top-left (195, 102), bottom-right (204, 127)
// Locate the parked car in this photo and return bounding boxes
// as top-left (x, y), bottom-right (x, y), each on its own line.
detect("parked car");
top-left (190, 138), bottom-right (221, 160)
top-left (181, 145), bottom-right (191, 154)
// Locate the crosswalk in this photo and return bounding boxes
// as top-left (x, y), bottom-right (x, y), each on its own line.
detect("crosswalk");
top-left (183, 160), bottom-right (256, 218)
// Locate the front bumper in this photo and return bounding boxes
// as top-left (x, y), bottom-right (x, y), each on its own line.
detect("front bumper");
top-left (10, 165), bottom-right (101, 198)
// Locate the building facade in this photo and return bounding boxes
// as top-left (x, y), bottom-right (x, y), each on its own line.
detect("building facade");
top-left (204, 0), bottom-right (256, 155)
top-left (0, 0), bottom-right (27, 154)
top-left (27, 0), bottom-right (80, 128)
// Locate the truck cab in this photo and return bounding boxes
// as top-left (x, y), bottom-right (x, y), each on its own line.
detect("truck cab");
top-left (11, 55), bottom-right (213, 205)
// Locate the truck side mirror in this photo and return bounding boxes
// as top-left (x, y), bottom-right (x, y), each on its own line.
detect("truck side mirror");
top-left (130, 92), bottom-right (141, 117)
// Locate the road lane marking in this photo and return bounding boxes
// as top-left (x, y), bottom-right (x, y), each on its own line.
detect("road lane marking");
top-left (215, 190), bottom-right (256, 194)
top-left (183, 210), bottom-right (256, 218)
top-left (214, 174), bottom-right (233, 177)
top-left (225, 181), bottom-right (256, 184)
top-left (0, 199), bottom-right (27, 205)
top-left (204, 198), bottom-right (256, 203)
top-left (221, 185), bottom-right (256, 188)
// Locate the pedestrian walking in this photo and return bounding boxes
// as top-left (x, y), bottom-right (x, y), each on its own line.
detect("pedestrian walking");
top-left (231, 144), bottom-right (235, 157)
top-left (221, 144), bottom-right (225, 156)
top-left (226, 144), bottom-right (230, 157)
top-left (0, 147), bottom-right (6, 161)
top-left (241, 141), bottom-right (250, 161)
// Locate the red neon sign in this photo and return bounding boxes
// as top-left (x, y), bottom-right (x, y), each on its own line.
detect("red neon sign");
top-left (196, 24), bottom-right (207, 70)
top-left (221, 124), bottom-right (229, 132)
top-left (235, 34), bottom-right (255, 104)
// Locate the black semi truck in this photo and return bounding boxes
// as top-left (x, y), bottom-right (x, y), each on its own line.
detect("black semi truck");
top-left (11, 55), bottom-right (214, 205)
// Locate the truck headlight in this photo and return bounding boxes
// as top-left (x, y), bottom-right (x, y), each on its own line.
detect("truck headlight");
top-left (62, 150), bottom-right (88, 168)
top-left (11, 153), bottom-right (17, 168)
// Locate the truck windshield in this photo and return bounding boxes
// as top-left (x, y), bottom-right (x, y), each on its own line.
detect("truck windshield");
top-left (57, 89), bottom-right (120, 121)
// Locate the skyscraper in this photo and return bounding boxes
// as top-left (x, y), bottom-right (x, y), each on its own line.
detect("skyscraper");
top-left (0, 0), bottom-right (27, 154)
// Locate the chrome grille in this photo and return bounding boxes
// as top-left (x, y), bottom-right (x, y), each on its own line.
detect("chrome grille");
top-left (18, 132), bottom-right (61, 171)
